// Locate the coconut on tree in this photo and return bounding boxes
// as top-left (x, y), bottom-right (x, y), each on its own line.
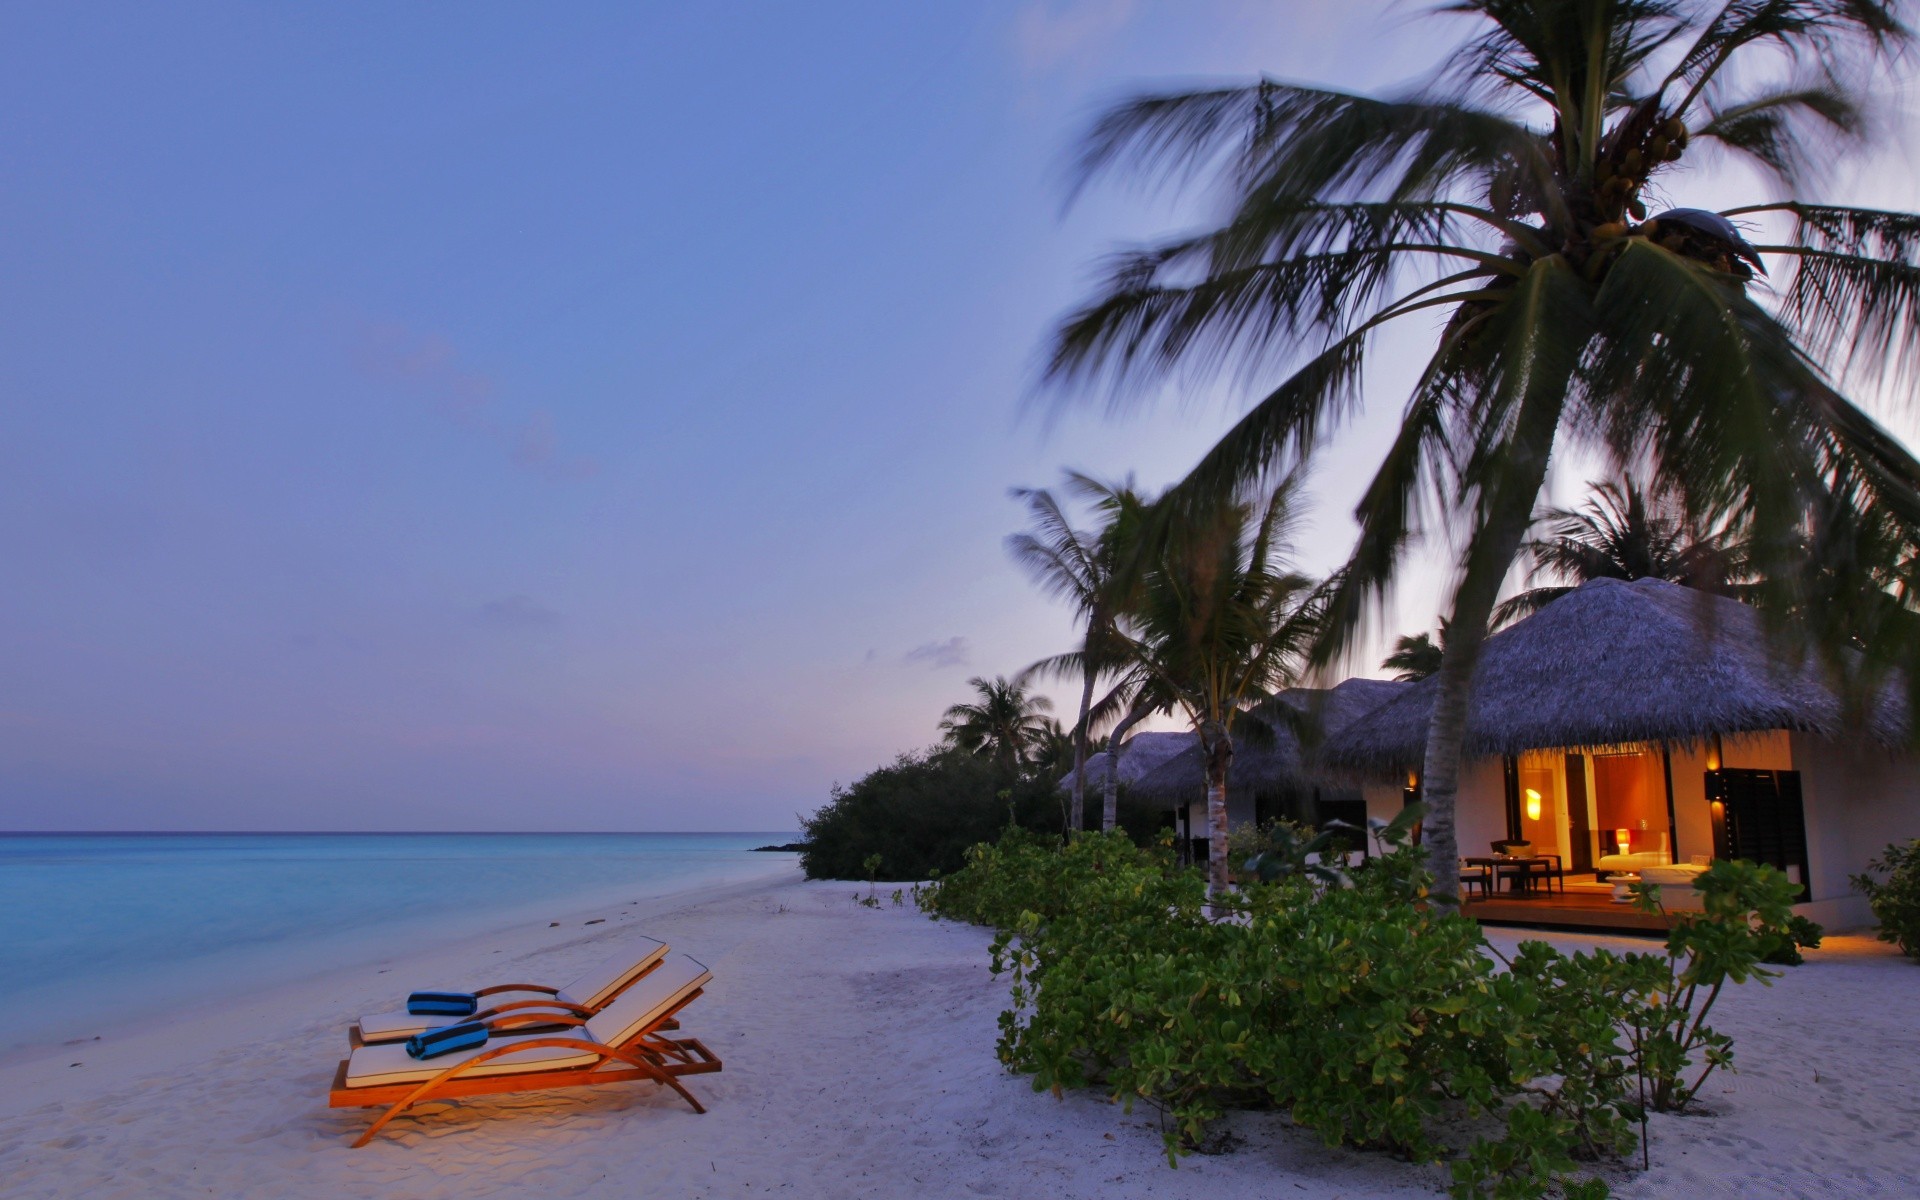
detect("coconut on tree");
top-left (1046, 0), bottom-right (1920, 899)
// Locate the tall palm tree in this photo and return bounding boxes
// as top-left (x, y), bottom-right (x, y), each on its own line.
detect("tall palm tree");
top-left (1046, 0), bottom-right (1920, 898)
top-left (1494, 477), bottom-right (1745, 624)
top-left (1382, 629), bottom-right (1446, 681)
top-left (1007, 473), bottom-right (1150, 831)
top-left (939, 676), bottom-right (1055, 775)
top-left (1110, 480), bottom-right (1323, 900)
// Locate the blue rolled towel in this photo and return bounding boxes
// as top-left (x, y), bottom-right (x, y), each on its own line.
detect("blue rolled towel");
top-left (404, 1020), bottom-right (488, 1061)
top-left (407, 990), bottom-right (478, 1017)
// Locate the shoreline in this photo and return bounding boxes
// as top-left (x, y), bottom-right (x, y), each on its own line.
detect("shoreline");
top-left (4, 873), bottom-right (1916, 1198)
top-left (0, 859), bottom-right (801, 1118)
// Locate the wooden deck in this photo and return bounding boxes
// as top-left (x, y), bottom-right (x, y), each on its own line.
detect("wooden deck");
top-left (1461, 888), bottom-right (1674, 934)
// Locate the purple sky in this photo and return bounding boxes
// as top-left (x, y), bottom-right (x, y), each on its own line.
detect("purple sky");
top-left (2, 3), bottom-right (1915, 831)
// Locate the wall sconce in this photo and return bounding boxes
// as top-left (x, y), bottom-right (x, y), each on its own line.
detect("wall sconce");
top-left (1616, 827), bottom-right (1632, 852)
top-left (1524, 788), bottom-right (1542, 822)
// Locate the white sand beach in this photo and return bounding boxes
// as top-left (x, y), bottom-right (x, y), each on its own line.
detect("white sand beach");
top-left (2, 869), bottom-right (1916, 1199)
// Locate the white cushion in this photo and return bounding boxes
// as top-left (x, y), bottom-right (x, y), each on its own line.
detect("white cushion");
top-left (584, 954), bottom-right (711, 1047)
top-left (356, 991), bottom-right (580, 1042)
top-left (344, 1032), bottom-right (599, 1088)
top-left (562, 939), bottom-right (669, 1008)
top-left (342, 952), bottom-right (711, 1090)
top-left (1641, 863), bottom-right (1708, 886)
top-left (1597, 851), bottom-right (1671, 873)
top-left (353, 938), bottom-right (669, 1040)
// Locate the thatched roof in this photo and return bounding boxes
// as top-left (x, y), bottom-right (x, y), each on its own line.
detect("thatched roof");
top-left (1059, 730), bottom-right (1193, 794)
top-left (1323, 576), bottom-right (1907, 772)
top-left (1121, 678), bottom-right (1411, 803)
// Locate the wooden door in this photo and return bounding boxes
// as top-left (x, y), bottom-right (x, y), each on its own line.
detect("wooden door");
top-left (1564, 752), bottom-right (1592, 873)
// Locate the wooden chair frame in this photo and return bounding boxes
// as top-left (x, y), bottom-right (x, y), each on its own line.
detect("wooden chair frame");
top-left (331, 988), bottom-right (719, 1147)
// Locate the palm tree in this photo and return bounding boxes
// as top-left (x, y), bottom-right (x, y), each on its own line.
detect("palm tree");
top-left (1494, 477), bottom-right (1745, 624)
top-left (1046, 0), bottom-right (1920, 899)
top-left (1382, 629), bottom-right (1445, 681)
top-left (1110, 480), bottom-right (1323, 901)
top-left (939, 676), bottom-right (1055, 775)
top-left (1007, 473), bottom-right (1150, 831)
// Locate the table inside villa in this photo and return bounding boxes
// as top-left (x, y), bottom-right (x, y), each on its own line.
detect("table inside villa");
top-left (1463, 854), bottom-right (1564, 896)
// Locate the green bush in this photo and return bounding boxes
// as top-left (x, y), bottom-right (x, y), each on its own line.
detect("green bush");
top-left (798, 747), bottom-right (1168, 881)
top-left (1852, 838), bottom-right (1920, 960)
top-left (921, 830), bottom-right (1812, 1199)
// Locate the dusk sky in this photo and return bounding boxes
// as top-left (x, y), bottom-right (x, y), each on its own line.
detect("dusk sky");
top-left (4, 2), bottom-right (1916, 832)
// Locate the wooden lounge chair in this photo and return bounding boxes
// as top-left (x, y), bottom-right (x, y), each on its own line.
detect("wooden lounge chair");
top-left (353, 938), bottom-right (670, 1044)
top-left (330, 952), bottom-right (720, 1147)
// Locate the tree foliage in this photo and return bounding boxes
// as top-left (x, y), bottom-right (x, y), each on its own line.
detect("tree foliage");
top-left (921, 830), bottom-right (1816, 1198)
top-left (1045, 0), bottom-right (1920, 899)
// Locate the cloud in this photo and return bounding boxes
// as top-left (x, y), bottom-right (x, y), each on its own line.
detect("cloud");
top-left (904, 636), bottom-right (970, 669)
top-left (476, 595), bottom-right (564, 630)
top-left (1012, 0), bottom-right (1135, 73)
top-left (354, 323), bottom-right (599, 482)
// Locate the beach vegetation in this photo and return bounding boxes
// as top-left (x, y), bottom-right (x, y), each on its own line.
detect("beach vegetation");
top-left (1044, 0), bottom-right (1920, 903)
top-left (1382, 628), bottom-right (1446, 682)
top-left (1852, 838), bottom-right (1920, 959)
top-left (938, 675), bottom-right (1057, 775)
top-left (923, 829), bottom-right (1812, 1197)
top-left (798, 748), bottom-right (1167, 881)
top-left (1086, 478), bottom-right (1325, 902)
top-left (1008, 473), bottom-right (1155, 832)
top-left (1492, 477), bottom-right (1748, 627)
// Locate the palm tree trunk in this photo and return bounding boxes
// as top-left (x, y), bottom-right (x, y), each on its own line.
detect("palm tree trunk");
top-left (1069, 664), bottom-right (1095, 832)
top-left (1420, 432), bottom-right (1556, 904)
top-left (1103, 707), bottom-right (1147, 832)
top-left (1200, 720), bottom-right (1233, 901)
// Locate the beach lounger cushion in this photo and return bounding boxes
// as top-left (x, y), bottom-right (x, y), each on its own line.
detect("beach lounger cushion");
top-left (346, 1033), bottom-right (600, 1087)
top-left (354, 938), bottom-right (671, 1042)
top-left (583, 954), bottom-right (712, 1046)
top-left (340, 954), bottom-right (711, 1089)
top-left (562, 939), bottom-right (671, 1008)
top-left (356, 992), bottom-right (579, 1042)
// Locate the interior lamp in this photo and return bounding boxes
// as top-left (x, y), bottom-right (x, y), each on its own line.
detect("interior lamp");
top-left (1616, 827), bottom-right (1632, 852)
top-left (1524, 788), bottom-right (1542, 822)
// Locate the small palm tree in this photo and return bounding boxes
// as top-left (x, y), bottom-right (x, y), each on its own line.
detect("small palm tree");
top-left (1007, 473), bottom-right (1151, 830)
top-left (1382, 629), bottom-right (1446, 682)
top-left (1046, 0), bottom-right (1920, 897)
top-left (1494, 478), bottom-right (1745, 625)
top-left (1112, 480), bottom-right (1324, 901)
top-left (939, 676), bottom-right (1055, 775)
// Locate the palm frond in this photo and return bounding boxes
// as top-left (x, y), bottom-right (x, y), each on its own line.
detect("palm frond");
top-left (1746, 204), bottom-right (1920, 391)
top-left (1692, 78), bottom-right (1866, 189)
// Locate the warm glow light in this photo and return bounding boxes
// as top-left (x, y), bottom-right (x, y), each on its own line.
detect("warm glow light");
top-left (1524, 788), bottom-right (1542, 822)
top-left (1616, 827), bottom-right (1632, 851)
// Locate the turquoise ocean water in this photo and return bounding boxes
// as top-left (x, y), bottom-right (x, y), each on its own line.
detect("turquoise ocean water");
top-left (0, 832), bottom-right (798, 1053)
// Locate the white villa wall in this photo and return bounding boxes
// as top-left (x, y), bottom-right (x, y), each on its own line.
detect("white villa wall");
top-left (1455, 757), bottom-right (1510, 858)
top-left (1790, 733), bottom-right (1920, 930)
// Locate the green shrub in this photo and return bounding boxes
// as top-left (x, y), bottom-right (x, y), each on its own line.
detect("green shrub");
top-left (1852, 838), bottom-right (1920, 960)
top-left (799, 747), bottom-right (1168, 881)
top-left (921, 830), bottom-right (1806, 1198)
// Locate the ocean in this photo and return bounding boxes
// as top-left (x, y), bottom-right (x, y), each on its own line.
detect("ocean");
top-left (0, 832), bottom-right (799, 1053)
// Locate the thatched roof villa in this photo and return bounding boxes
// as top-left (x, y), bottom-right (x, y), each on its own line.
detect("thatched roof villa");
top-left (1063, 678), bottom-right (1408, 855)
top-left (1322, 576), bottom-right (1915, 928)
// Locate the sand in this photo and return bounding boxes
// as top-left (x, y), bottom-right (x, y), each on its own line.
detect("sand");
top-left (2, 869), bottom-right (1917, 1199)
